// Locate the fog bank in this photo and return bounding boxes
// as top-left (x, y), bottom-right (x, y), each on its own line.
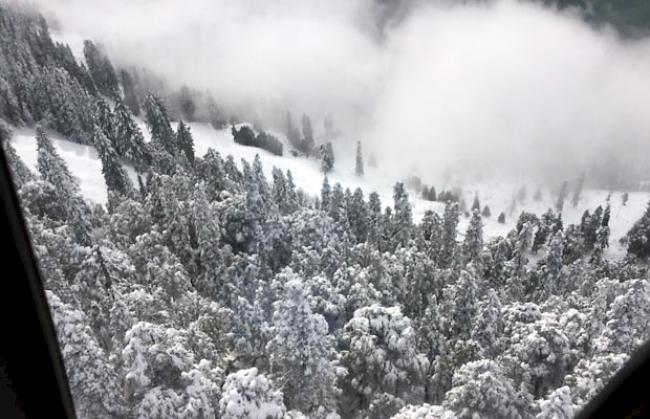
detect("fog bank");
top-left (18, 0), bottom-right (650, 187)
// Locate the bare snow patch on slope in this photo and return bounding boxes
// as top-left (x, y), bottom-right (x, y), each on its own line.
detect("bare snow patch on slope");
top-left (10, 128), bottom-right (139, 203)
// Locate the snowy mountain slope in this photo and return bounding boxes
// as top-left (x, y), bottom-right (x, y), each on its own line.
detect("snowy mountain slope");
top-left (10, 121), bottom-right (649, 261)
top-left (10, 128), bottom-right (139, 203)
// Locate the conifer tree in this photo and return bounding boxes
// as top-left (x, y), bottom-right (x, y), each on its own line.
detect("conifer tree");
top-left (267, 273), bottom-right (341, 416)
top-left (119, 69), bottom-right (140, 115)
top-left (482, 205), bottom-right (491, 218)
top-left (329, 183), bottom-right (346, 223)
top-left (349, 187), bottom-right (369, 243)
top-left (342, 305), bottom-right (426, 417)
top-left (320, 142), bottom-right (334, 174)
top-left (428, 186), bottom-right (437, 201)
top-left (93, 124), bottom-right (132, 196)
top-left (393, 182), bottom-right (413, 247)
top-left (367, 191), bottom-right (383, 248)
top-left (542, 231), bottom-right (564, 297)
top-left (463, 209), bottom-right (483, 264)
top-left (48, 292), bottom-right (126, 418)
top-left (284, 170), bottom-right (298, 213)
top-left (440, 202), bottom-right (460, 267)
top-left (443, 360), bottom-right (525, 419)
top-left (355, 141), bottom-right (364, 176)
top-left (271, 167), bottom-right (287, 210)
top-left (176, 120), bottom-right (195, 165)
top-left (83, 40), bottom-right (119, 97)
top-left (3, 136), bottom-right (34, 188)
top-left (219, 368), bottom-right (285, 419)
top-left (320, 177), bottom-right (331, 213)
top-left (627, 201), bottom-right (650, 258)
top-left (95, 98), bottom-right (114, 141)
top-left (471, 290), bottom-right (502, 358)
top-left (36, 125), bottom-right (92, 245)
top-left (224, 154), bottom-right (243, 186)
top-left (112, 100), bottom-right (150, 167)
top-left (252, 154), bottom-right (270, 202)
top-left (143, 93), bottom-right (176, 156)
top-left (472, 194), bottom-right (481, 212)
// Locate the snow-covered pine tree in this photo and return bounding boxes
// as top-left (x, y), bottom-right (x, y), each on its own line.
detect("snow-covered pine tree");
top-left (93, 124), bottom-right (133, 196)
top-left (329, 182), bottom-right (346, 223)
top-left (320, 176), bottom-right (332, 213)
top-left (471, 289), bottom-right (502, 358)
top-left (443, 360), bottom-right (526, 419)
top-left (440, 202), bottom-right (460, 267)
top-left (94, 98), bottom-right (115, 141)
top-left (48, 291), bottom-right (126, 419)
top-left (367, 191), bottom-right (383, 249)
top-left (196, 149), bottom-right (228, 200)
top-left (266, 273), bottom-right (341, 417)
top-left (143, 93), bottom-right (176, 156)
top-left (176, 120), bottom-right (195, 165)
top-left (219, 368), bottom-right (285, 419)
top-left (320, 142), bottom-right (335, 174)
top-left (36, 125), bottom-right (92, 245)
top-left (342, 305), bottom-right (427, 418)
top-left (83, 40), bottom-right (119, 98)
top-left (271, 167), bottom-right (287, 211)
top-left (349, 187), bottom-right (369, 243)
top-left (626, 201), bottom-right (650, 258)
top-left (393, 182), bottom-right (413, 248)
top-left (462, 209), bottom-right (483, 265)
top-left (284, 170), bottom-right (299, 213)
top-left (3, 134), bottom-right (35, 188)
top-left (112, 100), bottom-right (151, 168)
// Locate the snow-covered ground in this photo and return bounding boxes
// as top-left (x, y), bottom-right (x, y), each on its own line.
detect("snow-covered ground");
top-left (10, 128), bottom-right (139, 203)
top-left (11, 121), bottom-right (649, 261)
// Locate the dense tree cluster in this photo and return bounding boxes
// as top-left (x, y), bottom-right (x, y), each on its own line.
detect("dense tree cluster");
top-left (7, 112), bottom-right (650, 417)
top-left (421, 185), bottom-right (460, 204)
top-left (3, 4), bottom-right (650, 419)
top-left (232, 125), bottom-right (283, 157)
top-left (0, 4), bottom-right (228, 145)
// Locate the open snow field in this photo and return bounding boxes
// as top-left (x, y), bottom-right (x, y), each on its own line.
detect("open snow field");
top-left (11, 121), bottom-right (649, 260)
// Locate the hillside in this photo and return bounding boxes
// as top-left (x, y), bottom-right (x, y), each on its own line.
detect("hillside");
top-left (10, 121), bottom-right (648, 262)
top-left (5, 2), bottom-right (650, 419)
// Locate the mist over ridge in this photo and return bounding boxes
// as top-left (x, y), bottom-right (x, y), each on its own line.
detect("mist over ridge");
top-left (17, 0), bottom-right (650, 188)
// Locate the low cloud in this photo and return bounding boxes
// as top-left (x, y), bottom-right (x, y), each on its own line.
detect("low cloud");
top-left (19, 0), bottom-right (650, 187)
